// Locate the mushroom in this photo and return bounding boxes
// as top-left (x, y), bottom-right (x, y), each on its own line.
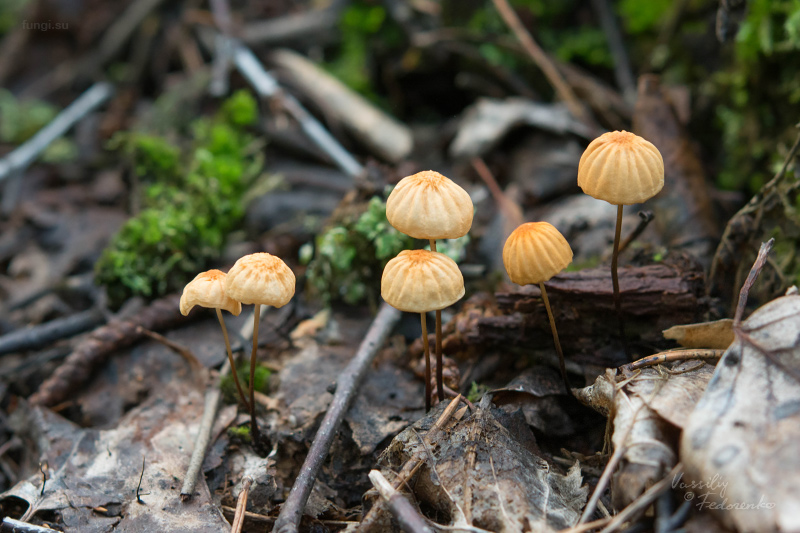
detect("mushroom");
top-left (578, 131), bottom-right (664, 353)
top-left (180, 269), bottom-right (249, 410)
top-left (503, 222), bottom-right (573, 392)
top-left (386, 170), bottom-right (473, 402)
top-left (381, 249), bottom-right (465, 411)
top-left (225, 253), bottom-right (295, 447)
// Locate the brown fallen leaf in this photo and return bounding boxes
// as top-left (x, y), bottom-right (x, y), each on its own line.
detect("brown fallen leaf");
top-left (663, 318), bottom-right (735, 350)
top-left (680, 294), bottom-right (800, 532)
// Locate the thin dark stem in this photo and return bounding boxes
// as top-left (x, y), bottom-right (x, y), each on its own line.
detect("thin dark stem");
top-left (612, 204), bottom-right (628, 357)
top-left (429, 239), bottom-right (444, 403)
top-left (249, 305), bottom-right (262, 450)
top-left (216, 308), bottom-right (250, 411)
top-left (539, 283), bottom-right (571, 394)
top-left (421, 312), bottom-right (432, 412)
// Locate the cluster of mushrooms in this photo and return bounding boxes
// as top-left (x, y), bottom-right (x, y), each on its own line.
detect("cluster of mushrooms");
top-left (179, 130), bottom-right (665, 426)
top-left (179, 253), bottom-right (296, 447)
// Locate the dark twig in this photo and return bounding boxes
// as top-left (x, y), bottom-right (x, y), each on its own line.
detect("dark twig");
top-left (29, 295), bottom-right (189, 407)
top-left (0, 82), bottom-right (113, 183)
top-left (273, 303), bottom-right (401, 533)
top-left (369, 470), bottom-right (434, 533)
top-left (0, 308), bottom-right (104, 356)
top-left (231, 43), bottom-right (364, 178)
top-left (733, 239), bottom-right (774, 327)
top-left (136, 455), bottom-right (146, 504)
top-left (491, 0), bottom-right (593, 127)
top-left (602, 210), bottom-right (655, 261)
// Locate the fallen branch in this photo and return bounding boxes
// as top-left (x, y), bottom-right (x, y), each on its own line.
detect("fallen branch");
top-left (0, 518), bottom-right (56, 533)
top-left (369, 470), bottom-right (434, 533)
top-left (231, 43), bottom-right (364, 178)
top-left (0, 308), bottom-right (105, 356)
top-left (491, 0), bottom-right (594, 128)
top-left (0, 82), bottom-right (114, 183)
top-left (29, 294), bottom-right (189, 407)
top-left (273, 303), bottom-right (401, 533)
top-left (180, 370), bottom-right (224, 501)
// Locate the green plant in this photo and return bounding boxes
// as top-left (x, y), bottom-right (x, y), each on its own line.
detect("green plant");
top-left (467, 382), bottom-right (490, 403)
top-left (95, 90), bottom-right (262, 307)
top-left (303, 196), bottom-right (415, 305)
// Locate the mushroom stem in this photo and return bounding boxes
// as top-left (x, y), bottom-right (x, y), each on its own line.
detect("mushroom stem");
top-left (611, 204), bottom-right (628, 356)
top-left (216, 308), bottom-right (250, 411)
top-left (538, 282), bottom-right (571, 394)
top-left (249, 305), bottom-right (263, 449)
top-left (429, 239), bottom-right (444, 403)
top-left (420, 312), bottom-right (432, 412)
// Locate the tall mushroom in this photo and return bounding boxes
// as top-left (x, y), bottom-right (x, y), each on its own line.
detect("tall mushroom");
top-left (503, 222), bottom-right (573, 392)
top-left (385, 170), bottom-right (473, 402)
top-left (180, 269), bottom-right (248, 409)
top-left (381, 249), bottom-right (465, 411)
top-left (225, 253), bottom-right (295, 448)
top-left (578, 131), bottom-right (664, 353)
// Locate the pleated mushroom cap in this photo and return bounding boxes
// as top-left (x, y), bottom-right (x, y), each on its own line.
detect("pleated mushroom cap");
top-left (386, 170), bottom-right (473, 240)
top-left (381, 250), bottom-right (465, 313)
top-left (225, 253), bottom-right (296, 308)
top-left (503, 222), bottom-right (573, 286)
top-left (180, 269), bottom-right (242, 316)
top-left (577, 131), bottom-right (664, 206)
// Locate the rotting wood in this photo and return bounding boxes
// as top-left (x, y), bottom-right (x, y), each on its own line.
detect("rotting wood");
top-left (29, 294), bottom-right (189, 407)
top-left (472, 258), bottom-right (707, 354)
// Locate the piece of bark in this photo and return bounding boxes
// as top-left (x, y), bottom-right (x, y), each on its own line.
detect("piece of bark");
top-left (472, 257), bottom-right (706, 361)
top-left (29, 295), bottom-right (189, 407)
top-left (632, 75), bottom-right (720, 269)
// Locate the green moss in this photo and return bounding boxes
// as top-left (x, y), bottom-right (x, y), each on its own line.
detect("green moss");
top-left (226, 425), bottom-right (252, 443)
top-left (220, 362), bottom-right (272, 405)
top-left (0, 89), bottom-right (59, 144)
top-left (95, 91), bottom-right (262, 307)
top-left (304, 196), bottom-right (415, 305)
top-left (467, 382), bottom-right (490, 403)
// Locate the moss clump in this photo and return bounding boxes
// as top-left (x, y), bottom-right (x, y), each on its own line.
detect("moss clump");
top-left (467, 381), bottom-right (490, 403)
top-left (302, 196), bottom-right (415, 305)
top-left (220, 362), bottom-right (272, 405)
top-left (226, 425), bottom-right (252, 443)
top-left (95, 90), bottom-right (262, 307)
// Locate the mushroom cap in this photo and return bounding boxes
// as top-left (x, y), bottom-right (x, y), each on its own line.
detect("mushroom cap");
top-left (386, 170), bottom-right (473, 240)
top-left (180, 269), bottom-right (242, 316)
top-left (381, 250), bottom-right (465, 313)
top-left (503, 222), bottom-right (573, 285)
top-left (224, 253), bottom-right (296, 307)
top-left (577, 131), bottom-right (664, 205)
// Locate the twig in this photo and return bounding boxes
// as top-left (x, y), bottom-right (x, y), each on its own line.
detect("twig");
top-left (0, 308), bottom-right (105, 356)
top-left (558, 516), bottom-right (612, 533)
top-left (369, 470), bottom-right (434, 533)
top-left (491, 0), bottom-right (592, 127)
top-left (589, 0), bottom-right (636, 104)
top-left (231, 43), bottom-right (364, 178)
top-left (136, 455), bottom-right (146, 504)
top-left (601, 211), bottom-right (655, 262)
top-left (136, 326), bottom-right (203, 372)
top-left (597, 463), bottom-right (683, 533)
top-left (0, 518), bottom-right (57, 533)
top-left (180, 364), bottom-right (228, 501)
top-left (230, 476), bottom-right (253, 533)
top-left (273, 303), bottom-right (401, 533)
top-left (733, 239), bottom-right (774, 327)
top-left (30, 294), bottom-right (188, 407)
top-left (0, 82), bottom-right (114, 182)
top-left (624, 349), bottom-right (724, 371)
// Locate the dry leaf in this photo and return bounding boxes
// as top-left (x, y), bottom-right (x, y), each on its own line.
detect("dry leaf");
top-left (663, 319), bottom-right (735, 350)
top-left (680, 294), bottom-right (800, 532)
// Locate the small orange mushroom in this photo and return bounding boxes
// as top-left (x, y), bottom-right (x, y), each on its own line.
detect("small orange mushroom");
top-left (578, 131), bottom-right (664, 354)
top-left (180, 270), bottom-right (249, 410)
top-left (225, 253), bottom-right (295, 448)
top-left (503, 222), bottom-right (573, 392)
top-left (382, 250), bottom-right (464, 411)
top-left (386, 170), bottom-right (473, 403)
